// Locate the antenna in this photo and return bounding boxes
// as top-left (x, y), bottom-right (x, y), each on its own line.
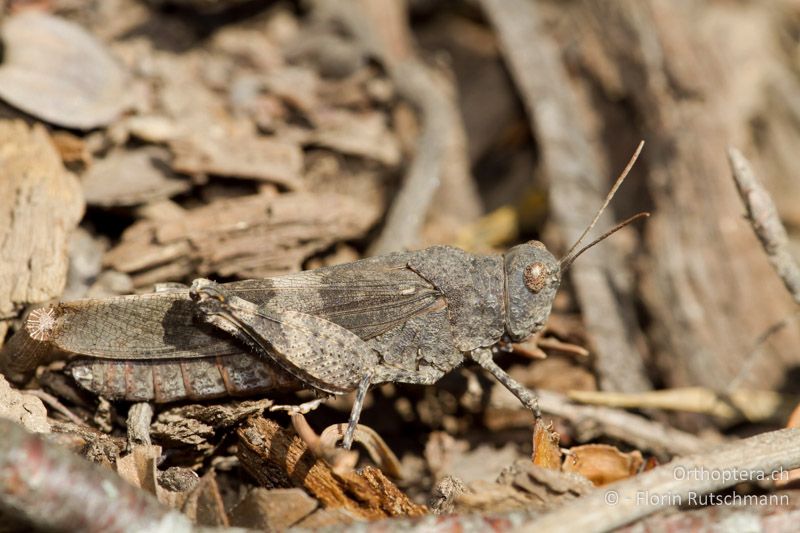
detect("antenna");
top-left (560, 212), bottom-right (650, 271)
top-left (559, 140), bottom-right (645, 267)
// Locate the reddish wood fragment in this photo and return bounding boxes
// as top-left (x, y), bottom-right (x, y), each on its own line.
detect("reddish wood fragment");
top-left (236, 417), bottom-right (426, 520)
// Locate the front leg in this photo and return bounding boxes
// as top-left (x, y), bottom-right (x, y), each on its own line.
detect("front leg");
top-left (469, 347), bottom-right (541, 419)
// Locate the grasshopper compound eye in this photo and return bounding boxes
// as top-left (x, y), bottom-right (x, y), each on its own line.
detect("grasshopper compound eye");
top-left (523, 262), bottom-right (548, 293)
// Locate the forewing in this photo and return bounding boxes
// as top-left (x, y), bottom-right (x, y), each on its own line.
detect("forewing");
top-left (221, 259), bottom-right (444, 340)
top-left (26, 254), bottom-right (443, 362)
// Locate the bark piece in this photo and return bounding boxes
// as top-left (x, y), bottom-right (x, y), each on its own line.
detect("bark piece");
top-left (82, 148), bottom-right (191, 207)
top-left (127, 402), bottom-right (154, 448)
top-left (0, 374), bottom-right (50, 433)
top-left (228, 487), bottom-right (318, 530)
top-left (182, 471), bottom-right (229, 528)
top-left (48, 420), bottom-right (124, 467)
top-left (0, 120), bottom-right (83, 320)
top-left (309, 108), bottom-right (401, 166)
top-left (236, 417), bottom-right (427, 520)
top-left (104, 191), bottom-right (380, 283)
top-left (0, 13), bottom-right (128, 128)
top-left (151, 399), bottom-right (273, 448)
top-left (170, 133), bottom-right (303, 190)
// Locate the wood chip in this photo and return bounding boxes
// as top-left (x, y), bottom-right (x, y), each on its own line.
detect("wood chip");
top-left (116, 444), bottom-right (162, 495)
top-left (229, 487), bottom-right (318, 530)
top-left (0, 12), bottom-right (128, 128)
top-left (182, 471), bottom-right (229, 527)
top-left (82, 147), bottom-right (191, 207)
top-left (309, 108), bottom-right (401, 166)
top-left (151, 399), bottom-right (273, 449)
top-left (0, 374), bottom-right (50, 433)
top-left (170, 132), bottom-right (304, 190)
top-left (104, 191), bottom-right (380, 283)
top-left (0, 120), bottom-right (83, 318)
top-left (532, 418), bottom-right (562, 469)
top-left (237, 417), bottom-right (427, 520)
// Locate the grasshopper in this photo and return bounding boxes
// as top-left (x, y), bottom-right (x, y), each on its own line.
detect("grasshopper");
top-left (0, 145), bottom-right (646, 449)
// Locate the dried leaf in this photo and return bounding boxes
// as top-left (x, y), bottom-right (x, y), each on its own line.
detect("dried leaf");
top-left (562, 444), bottom-right (644, 486)
top-left (0, 13), bottom-right (127, 128)
top-left (320, 422), bottom-right (404, 479)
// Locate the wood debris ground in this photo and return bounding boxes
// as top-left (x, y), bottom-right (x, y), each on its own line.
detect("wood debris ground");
top-left (1, 1), bottom-right (800, 532)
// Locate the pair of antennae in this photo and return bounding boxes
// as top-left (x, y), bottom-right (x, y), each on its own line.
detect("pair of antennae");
top-left (559, 141), bottom-right (650, 271)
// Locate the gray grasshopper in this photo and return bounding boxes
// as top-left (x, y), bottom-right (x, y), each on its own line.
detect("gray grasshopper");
top-left (0, 146), bottom-right (645, 449)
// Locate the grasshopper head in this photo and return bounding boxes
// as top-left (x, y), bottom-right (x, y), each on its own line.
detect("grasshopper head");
top-left (503, 241), bottom-right (561, 341)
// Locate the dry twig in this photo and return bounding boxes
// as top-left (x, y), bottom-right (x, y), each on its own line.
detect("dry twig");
top-left (534, 390), bottom-right (710, 457)
top-left (568, 387), bottom-right (799, 424)
top-left (127, 402), bottom-right (154, 448)
top-left (479, 0), bottom-right (650, 393)
top-left (25, 389), bottom-right (86, 428)
top-left (728, 147), bottom-right (800, 305)
top-left (0, 419), bottom-right (193, 533)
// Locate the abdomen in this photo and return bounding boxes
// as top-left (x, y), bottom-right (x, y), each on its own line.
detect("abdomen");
top-left (67, 353), bottom-right (303, 402)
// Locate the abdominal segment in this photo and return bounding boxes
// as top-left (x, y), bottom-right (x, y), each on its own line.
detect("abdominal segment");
top-left (67, 353), bottom-right (304, 402)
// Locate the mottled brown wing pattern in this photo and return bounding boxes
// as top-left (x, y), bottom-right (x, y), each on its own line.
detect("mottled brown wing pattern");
top-left (201, 262), bottom-right (445, 340)
top-left (31, 258), bottom-right (445, 362)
